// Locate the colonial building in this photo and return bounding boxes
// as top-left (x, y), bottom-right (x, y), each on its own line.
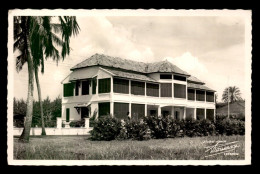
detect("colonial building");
top-left (61, 53), bottom-right (216, 125)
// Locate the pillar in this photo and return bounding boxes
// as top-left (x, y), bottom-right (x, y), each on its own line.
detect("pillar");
top-left (158, 106), bottom-right (161, 116)
top-left (204, 108), bottom-right (207, 120)
top-left (85, 118), bottom-right (90, 129)
top-left (56, 117), bottom-right (62, 128)
top-left (183, 107), bottom-right (186, 120)
top-left (193, 108), bottom-right (197, 120)
top-left (145, 104), bottom-right (147, 117)
top-left (110, 102), bottom-right (114, 117)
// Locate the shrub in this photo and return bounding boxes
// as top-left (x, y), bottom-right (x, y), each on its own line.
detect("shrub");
top-left (69, 119), bottom-right (85, 127)
top-left (195, 119), bottom-right (216, 136)
top-left (89, 115), bottom-right (122, 141)
top-left (144, 115), bottom-right (173, 139)
top-left (215, 117), bottom-right (245, 136)
top-left (124, 119), bottom-right (149, 140)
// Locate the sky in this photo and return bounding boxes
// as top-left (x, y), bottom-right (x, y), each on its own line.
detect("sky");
top-left (13, 14), bottom-right (247, 102)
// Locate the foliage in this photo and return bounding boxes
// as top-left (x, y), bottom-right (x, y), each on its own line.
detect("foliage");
top-left (69, 119), bottom-right (85, 127)
top-left (215, 117), bottom-right (245, 136)
top-left (123, 119), bottom-right (149, 140)
top-left (222, 86), bottom-right (242, 103)
top-left (89, 115), bottom-right (122, 141)
top-left (13, 96), bottom-right (61, 128)
top-left (144, 115), bottom-right (174, 139)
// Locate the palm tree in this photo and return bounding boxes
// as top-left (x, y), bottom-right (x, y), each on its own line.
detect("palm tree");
top-left (14, 16), bottom-right (80, 142)
top-left (222, 86), bottom-right (242, 103)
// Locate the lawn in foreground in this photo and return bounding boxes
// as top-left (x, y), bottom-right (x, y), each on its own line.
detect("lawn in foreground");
top-left (13, 135), bottom-right (244, 160)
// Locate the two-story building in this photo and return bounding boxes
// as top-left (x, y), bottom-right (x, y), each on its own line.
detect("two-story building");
top-left (61, 53), bottom-right (216, 125)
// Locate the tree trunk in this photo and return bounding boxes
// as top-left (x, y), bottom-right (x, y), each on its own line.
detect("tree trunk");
top-left (35, 67), bottom-right (46, 135)
top-left (19, 55), bottom-right (34, 143)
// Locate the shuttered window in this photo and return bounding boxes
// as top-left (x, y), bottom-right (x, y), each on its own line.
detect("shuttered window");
top-left (131, 81), bottom-right (145, 95)
top-left (114, 102), bottom-right (129, 120)
top-left (188, 89), bottom-right (195, 100)
top-left (92, 77), bottom-right (97, 94)
top-left (160, 74), bottom-right (172, 79)
top-left (160, 83), bottom-right (172, 97)
top-left (206, 109), bottom-right (214, 121)
top-left (98, 102), bottom-right (110, 117)
top-left (98, 78), bottom-right (111, 93)
top-left (63, 83), bottom-right (74, 97)
top-left (206, 91), bottom-right (214, 102)
top-left (196, 108), bottom-right (205, 120)
top-left (82, 80), bottom-right (90, 95)
top-left (174, 84), bottom-right (186, 98)
top-left (113, 78), bottom-right (129, 94)
top-left (196, 90), bottom-right (205, 101)
top-left (131, 104), bottom-right (145, 120)
top-left (173, 75), bottom-right (186, 81)
top-left (146, 83), bottom-right (159, 97)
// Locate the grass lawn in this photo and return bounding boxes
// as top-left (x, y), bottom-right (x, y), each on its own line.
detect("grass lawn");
top-left (13, 135), bottom-right (245, 160)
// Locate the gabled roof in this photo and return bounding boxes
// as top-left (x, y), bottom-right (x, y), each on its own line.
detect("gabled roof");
top-left (146, 60), bottom-right (190, 75)
top-left (187, 82), bottom-right (215, 92)
top-left (71, 53), bottom-right (190, 76)
top-left (101, 67), bottom-right (157, 82)
top-left (187, 76), bottom-right (205, 84)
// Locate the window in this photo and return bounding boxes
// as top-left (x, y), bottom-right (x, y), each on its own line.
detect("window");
top-left (113, 78), bottom-right (129, 94)
top-left (206, 91), bottom-right (214, 102)
top-left (66, 108), bottom-right (70, 122)
top-left (173, 75), bottom-right (186, 81)
top-left (149, 110), bottom-right (157, 116)
top-left (160, 74), bottom-right (172, 79)
top-left (98, 78), bottom-right (111, 93)
top-left (196, 90), bottom-right (205, 101)
top-left (98, 102), bottom-right (110, 117)
top-left (131, 81), bottom-right (145, 95)
top-left (82, 80), bottom-right (90, 95)
top-left (81, 107), bottom-right (89, 118)
top-left (196, 108), bottom-right (205, 120)
top-left (160, 83), bottom-right (172, 97)
top-left (146, 83), bottom-right (159, 97)
top-left (206, 109), bottom-right (214, 121)
top-left (63, 83), bottom-right (74, 97)
top-left (131, 104), bottom-right (145, 120)
top-left (114, 102), bottom-right (129, 120)
top-left (92, 77), bottom-right (97, 94)
top-left (75, 81), bottom-right (80, 96)
top-left (174, 84), bottom-right (186, 98)
top-left (188, 89), bottom-right (195, 100)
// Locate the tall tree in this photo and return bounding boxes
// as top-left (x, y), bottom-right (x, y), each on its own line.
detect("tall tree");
top-left (222, 86), bottom-right (242, 103)
top-left (14, 16), bottom-right (80, 142)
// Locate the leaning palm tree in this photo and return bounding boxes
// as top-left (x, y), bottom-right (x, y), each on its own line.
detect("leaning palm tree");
top-left (222, 86), bottom-right (242, 103)
top-left (14, 16), bottom-right (80, 142)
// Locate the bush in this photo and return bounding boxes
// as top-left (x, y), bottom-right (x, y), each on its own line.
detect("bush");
top-left (215, 117), bottom-right (245, 136)
top-left (69, 119), bottom-right (85, 127)
top-left (144, 115), bottom-right (173, 139)
top-left (124, 119), bottom-right (149, 140)
top-left (89, 115), bottom-right (122, 141)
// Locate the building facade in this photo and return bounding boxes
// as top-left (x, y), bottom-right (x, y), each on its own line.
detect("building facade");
top-left (61, 54), bottom-right (216, 125)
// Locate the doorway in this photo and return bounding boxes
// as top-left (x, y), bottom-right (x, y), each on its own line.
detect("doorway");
top-left (81, 107), bottom-right (89, 118)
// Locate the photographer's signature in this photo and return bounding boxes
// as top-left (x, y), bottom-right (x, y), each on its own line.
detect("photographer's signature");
top-left (202, 140), bottom-right (240, 158)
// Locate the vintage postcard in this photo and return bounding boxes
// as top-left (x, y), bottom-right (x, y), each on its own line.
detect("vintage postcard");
top-left (7, 9), bottom-right (252, 165)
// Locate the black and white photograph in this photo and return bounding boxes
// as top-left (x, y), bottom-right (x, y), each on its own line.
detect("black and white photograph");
top-left (7, 9), bottom-right (251, 165)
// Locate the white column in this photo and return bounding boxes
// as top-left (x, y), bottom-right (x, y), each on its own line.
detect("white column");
top-left (110, 102), bottom-right (114, 117)
top-left (145, 104), bottom-right (147, 117)
top-left (129, 102), bottom-right (132, 116)
top-left (111, 77), bottom-right (113, 94)
top-left (204, 91), bottom-right (206, 103)
top-left (56, 117), bottom-right (62, 128)
top-left (204, 108), bottom-right (207, 120)
top-left (183, 107), bottom-right (186, 120)
top-left (194, 108), bottom-right (197, 120)
top-left (214, 109), bottom-right (216, 122)
top-left (129, 80), bottom-right (131, 96)
top-left (85, 118), bottom-right (89, 129)
top-left (158, 106), bottom-right (161, 116)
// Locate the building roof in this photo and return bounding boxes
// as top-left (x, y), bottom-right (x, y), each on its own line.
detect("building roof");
top-left (71, 53), bottom-right (190, 76)
top-left (187, 76), bottom-right (205, 84)
top-left (187, 82), bottom-right (215, 92)
top-left (102, 67), bottom-right (157, 82)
